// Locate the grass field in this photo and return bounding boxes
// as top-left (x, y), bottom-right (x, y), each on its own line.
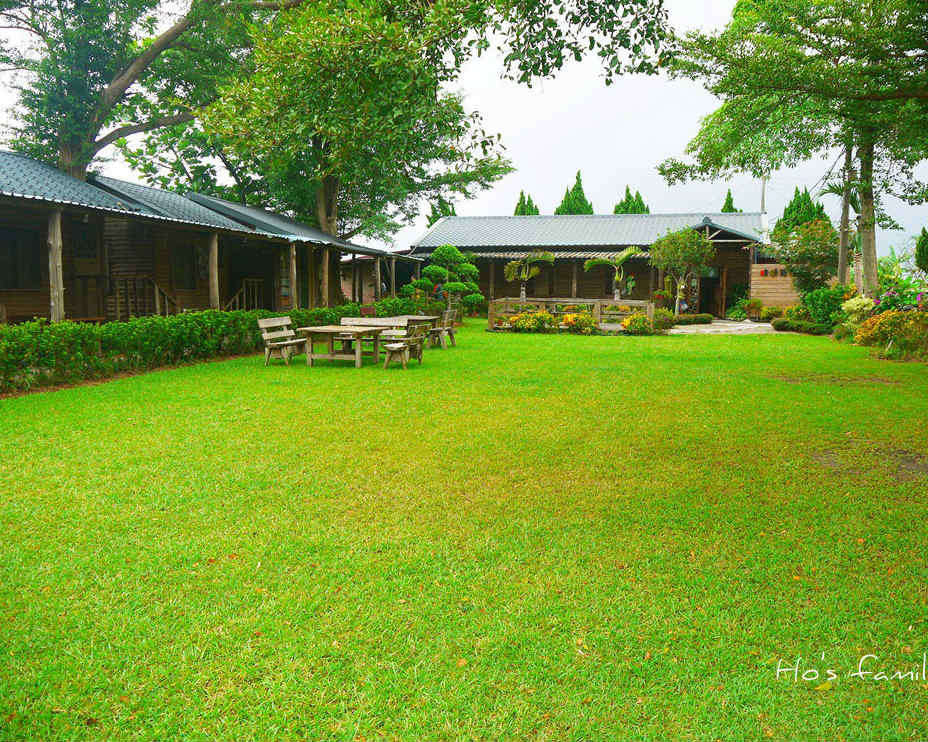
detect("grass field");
top-left (1, 320), bottom-right (927, 740)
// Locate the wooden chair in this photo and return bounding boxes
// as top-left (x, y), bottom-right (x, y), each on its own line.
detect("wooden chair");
top-left (428, 310), bottom-right (457, 349)
top-left (383, 323), bottom-right (425, 370)
top-left (257, 316), bottom-right (306, 366)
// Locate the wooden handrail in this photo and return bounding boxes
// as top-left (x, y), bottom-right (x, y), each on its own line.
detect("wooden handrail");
top-left (224, 278), bottom-right (264, 311)
top-left (113, 276), bottom-right (180, 321)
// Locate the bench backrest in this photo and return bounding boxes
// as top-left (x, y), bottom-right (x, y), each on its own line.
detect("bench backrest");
top-left (257, 316), bottom-right (296, 345)
top-left (441, 309), bottom-right (455, 328)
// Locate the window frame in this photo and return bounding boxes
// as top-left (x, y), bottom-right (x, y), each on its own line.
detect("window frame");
top-left (0, 224), bottom-right (43, 291)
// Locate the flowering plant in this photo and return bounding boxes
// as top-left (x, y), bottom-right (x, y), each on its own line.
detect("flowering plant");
top-left (562, 311), bottom-right (597, 335)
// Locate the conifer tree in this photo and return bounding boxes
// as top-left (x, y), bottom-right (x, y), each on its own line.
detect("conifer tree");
top-left (555, 171), bottom-right (593, 214)
top-left (773, 187), bottom-right (829, 240)
top-left (525, 194), bottom-right (540, 215)
top-left (614, 185), bottom-right (649, 214)
top-left (721, 188), bottom-right (741, 213)
top-left (514, 191), bottom-right (527, 215)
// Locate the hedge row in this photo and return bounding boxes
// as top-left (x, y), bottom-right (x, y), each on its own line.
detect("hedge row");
top-left (771, 317), bottom-right (833, 335)
top-left (0, 305), bottom-right (362, 394)
top-left (673, 313), bottom-right (715, 326)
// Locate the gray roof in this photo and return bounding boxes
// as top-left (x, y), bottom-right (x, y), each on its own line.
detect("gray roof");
top-left (462, 250), bottom-right (649, 260)
top-left (92, 176), bottom-right (248, 232)
top-left (0, 150), bottom-right (145, 215)
top-left (411, 213), bottom-right (765, 252)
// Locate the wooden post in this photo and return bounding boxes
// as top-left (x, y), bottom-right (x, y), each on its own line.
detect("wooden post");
top-left (415, 262), bottom-right (421, 280)
top-left (48, 209), bottom-right (65, 322)
top-left (390, 256), bottom-right (396, 297)
top-left (320, 247), bottom-right (331, 307)
top-left (570, 261), bottom-right (578, 298)
top-left (488, 260), bottom-right (495, 299)
top-left (351, 254), bottom-right (358, 302)
top-left (208, 233), bottom-right (220, 309)
top-left (307, 247), bottom-right (317, 308)
top-left (374, 257), bottom-right (382, 300)
top-left (287, 243), bottom-right (298, 310)
top-left (153, 283), bottom-right (161, 316)
top-left (719, 267), bottom-right (728, 317)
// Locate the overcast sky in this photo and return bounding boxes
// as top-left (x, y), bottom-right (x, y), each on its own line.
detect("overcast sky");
top-left (1, 0), bottom-right (925, 255)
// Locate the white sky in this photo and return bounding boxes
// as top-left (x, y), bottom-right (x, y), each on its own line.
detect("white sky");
top-left (1, 0), bottom-right (925, 255)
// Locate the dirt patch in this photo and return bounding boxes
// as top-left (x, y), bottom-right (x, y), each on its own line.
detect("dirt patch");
top-left (772, 373), bottom-right (901, 386)
top-left (812, 447), bottom-right (928, 482)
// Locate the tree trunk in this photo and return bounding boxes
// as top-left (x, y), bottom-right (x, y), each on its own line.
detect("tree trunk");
top-left (857, 139), bottom-right (879, 297)
top-left (837, 145), bottom-right (852, 285)
top-left (58, 139), bottom-right (90, 180)
top-left (314, 174), bottom-right (340, 236)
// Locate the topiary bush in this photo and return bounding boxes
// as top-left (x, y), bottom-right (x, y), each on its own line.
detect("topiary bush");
top-left (673, 313), bottom-right (714, 325)
top-left (771, 317), bottom-right (832, 335)
top-left (652, 307), bottom-right (675, 330)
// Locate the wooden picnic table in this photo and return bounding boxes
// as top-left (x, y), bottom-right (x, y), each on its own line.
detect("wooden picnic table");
top-left (298, 325), bottom-right (386, 368)
top-left (340, 315), bottom-right (440, 330)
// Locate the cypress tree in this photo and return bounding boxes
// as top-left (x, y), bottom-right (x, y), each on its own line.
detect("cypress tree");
top-left (514, 191), bottom-right (526, 215)
top-left (525, 193), bottom-right (539, 215)
top-left (633, 190), bottom-right (649, 214)
top-left (515, 191), bottom-right (541, 215)
top-left (721, 188), bottom-right (740, 213)
top-left (774, 187), bottom-right (829, 237)
top-left (556, 171), bottom-right (593, 215)
top-left (614, 186), bottom-right (649, 214)
top-left (916, 227), bottom-right (928, 275)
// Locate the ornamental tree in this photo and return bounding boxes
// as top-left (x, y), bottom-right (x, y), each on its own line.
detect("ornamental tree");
top-left (772, 219), bottom-right (839, 294)
top-left (504, 252), bottom-right (555, 301)
top-left (514, 191), bottom-right (540, 215)
top-left (773, 188), bottom-right (830, 241)
top-left (614, 186), bottom-right (650, 214)
top-left (915, 228), bottom-right (928, 276)
top-left (584, 247), bottom-right (640, 301)
top-left (428, 244), bottom-right (482, 308)
top-left (721, 188), bottom-right (741, 213)
top-left (648, 228), bottom-right (716, 314)
top-left (554, 171), bottom-right (594, 214)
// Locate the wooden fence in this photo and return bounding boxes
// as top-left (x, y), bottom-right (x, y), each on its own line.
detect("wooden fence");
top-left (488, 297), bottom-right (655, 330)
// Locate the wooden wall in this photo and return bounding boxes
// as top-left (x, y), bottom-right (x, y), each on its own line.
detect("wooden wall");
top-left (750, 263), bottom-right (799, 307)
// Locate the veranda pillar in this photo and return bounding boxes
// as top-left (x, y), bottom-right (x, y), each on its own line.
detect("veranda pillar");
top-left (208, 233), bottom-right (220, 309)
top-left (288, 243), bottom-right (298, 310)
top-left (48, 209), bottom-right (64, 322)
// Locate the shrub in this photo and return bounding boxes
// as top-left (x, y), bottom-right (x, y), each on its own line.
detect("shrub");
top-left (784, 304), bottom-right (812, 322)
top-left (462, 293), bottom-right (487, 316)
top-left (673, 313), bottom-right (714, 325)
top-left (743, 297), bottom-right (763, 318)
top-left (841, 295), bottom-right (875, 327)
top-left (510, 310), bottom-right (558, 333)
top-left (0, 305), bottom-right (350, 394)
top-left (759, 306), bottom-right (784, 322)
top-left (802, 284), bottom-right (854, 326)
top-left (621, 312), bottom-right (654, 335)
top-left (652, 307), bottom-right (675, 330)
top-left (771, 317), bottom-right (832, 335)
top-left (771, 219), bottom-right (839, 294)
top-left (855, 310), bottom-right (928, 359)
top-left (562, 311), bottom-right (597, 335)
top-left (726, 306), bottom-right (747, 320)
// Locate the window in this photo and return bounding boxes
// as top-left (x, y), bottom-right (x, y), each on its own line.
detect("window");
top-left (72, 223), bottom-right (98, 261)
top-left (0, 226), bottom-right (42, 290)
top-left (172, 244), bottom-right (197, 291)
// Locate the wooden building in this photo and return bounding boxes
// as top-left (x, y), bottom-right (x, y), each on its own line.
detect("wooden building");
top-left (410, 213), bottom-right (770, 316)
top-left (0, 151), bottom-right (419, 324)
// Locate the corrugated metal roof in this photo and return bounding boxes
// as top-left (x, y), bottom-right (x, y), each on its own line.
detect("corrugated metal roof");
top-left (416, 250), bottom-right (651, 260)
top-left (0, 150), bottom-right (146, 215)
top-left (411, 213), bottom-right (764, 250)
top-left (92, 176), bottom-right (248, 232)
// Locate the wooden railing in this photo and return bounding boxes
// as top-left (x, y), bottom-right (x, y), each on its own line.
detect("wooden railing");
top-left (488, 297), bottom-right (654, 330)
top-left (224, 278), bottom-right (264, 311)
top-left (113, 276), bottom-right (180, 321)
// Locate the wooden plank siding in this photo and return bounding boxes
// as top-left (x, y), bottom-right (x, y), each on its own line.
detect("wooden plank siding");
top-left (750, 263), bottom-right (800, 307)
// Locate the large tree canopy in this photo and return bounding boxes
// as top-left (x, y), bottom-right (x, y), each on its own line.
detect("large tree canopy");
top-left (0, 0), bottom-right (670, 179)
top-left (657, 0), bottom-right (928, 295)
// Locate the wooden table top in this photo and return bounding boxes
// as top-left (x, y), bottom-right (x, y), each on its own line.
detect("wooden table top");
top-left (298, 325), bottom-right (385, 335)
top-left (341, 315), bottom-right (439, 327)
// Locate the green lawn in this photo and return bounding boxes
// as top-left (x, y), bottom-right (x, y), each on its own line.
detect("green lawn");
top-left (2, 320), bottom-right (927, 741)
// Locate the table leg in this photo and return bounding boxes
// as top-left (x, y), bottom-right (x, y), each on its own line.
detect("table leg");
top-left (355, 337), bottom-right (363, 368)
top-left (328, 336), bottom-right (334, 357)
top-left (306, 337), bottom-right (313, 366)
top-left (372, 335), bottom-right (380, 363)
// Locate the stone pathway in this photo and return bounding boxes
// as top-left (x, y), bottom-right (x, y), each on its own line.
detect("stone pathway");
top-left (667, 320), bottom-right (775, 335)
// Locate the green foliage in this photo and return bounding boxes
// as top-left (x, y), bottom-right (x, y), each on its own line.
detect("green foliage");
top-left (562, 311), bottom-right (597, 335)
top-left (411, 278), bottom-right (435, 292)
top-left (802, 285), bottom-right (856, 326)
top-left (613, 186), bottom-right (650, 214)
top-left (0, 306), bottom-right (365, 393)
top-left (721, 188), bottom-right (741, 213)
top-left (772, 219), bottom-right (839, 295)
top-left (510, 310), bottom-right (558, 333)
top-left (841, 295), bottom-right (876, 327)
top-left (503, 252), bottom-right (555, 285)
top-left (726, 306), bottom-right (748, 320)
top-left (422, 265), bottom-right (449, 284)
top-left (855, 309), bottom-right (928, 359)
top-left (427, 199), bottom-right (457, 227)
top-left (773, 188), bottom-right (830, 239)
top-left (462, 293), bottom-right (487, 316)
top-left (759, 306), bottom-right (784, 322)
top-left (554, 171), bottom-right (594, 215)
top-left (514, 191), bottom-right (540, 215)
top-left (583, 247), bottom-right (639, 297)
top-left (784, 304), bottom-right (813, 322)
top-left (621, 312), bottom-right (654, 335)
top-left (917, 228), bottom-right (928, 275)
top-left (651, 308), bottom-right (675, 330)
top-left (648, 228), bottom-right (717, 313)
top-left (771, 317), bottom-right (833, 335)
top-left (673, 313), bottom-right (715, 325)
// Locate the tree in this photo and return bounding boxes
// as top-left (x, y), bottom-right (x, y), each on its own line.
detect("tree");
top-left (657, 0), bottom-right (928, 297)
top-left (916, 228), bottom-right (928, 276)
top-left (584, 247), bottom-right (639, 300)
top-left (514, 191), bottom-right (540, 215)
top-left (554, 171), bottom-right (594, 215)
top-left (504, 252), bottom-right (555, 301)
top-left (613, 186), bottom-right (650, 214)
top-left (773, 188), bottom-right (830, 241)
top-left (206, 1), bottom-right (514, 237)
top-left (427, 199), bottom-right (457, 228)
top-left (648, 228), bottom-right (716, 314)
top-left (772, 219), bottom-right (839, 294)
top-left (721, 188), bottom-right (741, 213)
top-left (429, 244), bottom-right (481, 308)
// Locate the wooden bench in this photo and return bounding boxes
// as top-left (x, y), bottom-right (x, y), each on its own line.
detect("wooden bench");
top-left (428, 310), bottom-right (457, 348)
top-left (257, 316), bottom-right (306, 366)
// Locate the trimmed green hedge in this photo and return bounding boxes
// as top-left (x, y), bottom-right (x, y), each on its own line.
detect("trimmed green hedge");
top-left (771, 317), bottom-right (832, 335)
top-left (0, 305), bottom-right (362, 394)
top-left (673, 313), bottom-right (714, 326)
